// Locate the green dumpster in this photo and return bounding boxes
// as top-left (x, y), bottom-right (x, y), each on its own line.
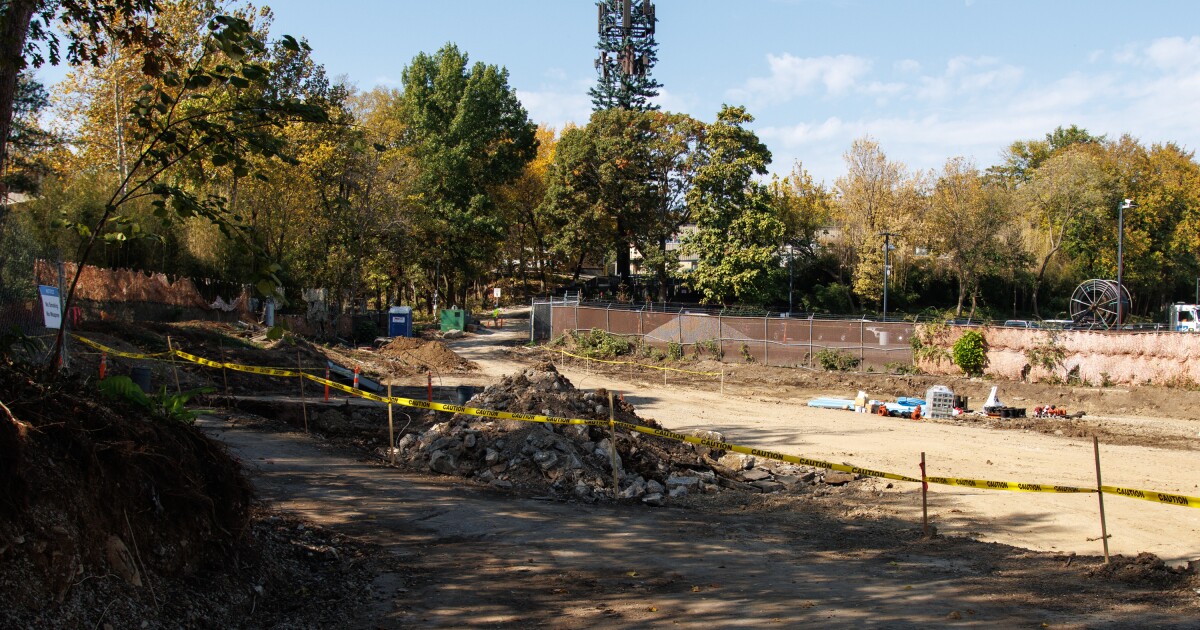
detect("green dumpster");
top-left (440, 308), bottom-right (466, 332)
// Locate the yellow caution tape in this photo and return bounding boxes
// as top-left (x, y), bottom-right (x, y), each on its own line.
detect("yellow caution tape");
top-left (925, 476), bottom-right (1094, 494)
top-left (559, 350), bottom-right (720, 376)
top-left (77, 334), bottom-right (1200, 509)
top-left (1101, 485), bottom-right (1200, 509)
top-left (73, 335), bottom-right (173, 360)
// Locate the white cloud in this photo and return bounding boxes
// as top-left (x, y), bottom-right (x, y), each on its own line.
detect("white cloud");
top-left (894, 59), bottom-right (921, 74)
top-left (1143, 36), bottom-right (1200, 71)
top-left (727, 53), bottom-right (872, 104)
top-left (373, 76), bottom-right (400, 87)
top-left (516, 88), bottom-right (593, 129)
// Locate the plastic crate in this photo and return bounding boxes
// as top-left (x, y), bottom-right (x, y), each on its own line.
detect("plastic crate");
top-left (924, 385), bottom-right (955, 419)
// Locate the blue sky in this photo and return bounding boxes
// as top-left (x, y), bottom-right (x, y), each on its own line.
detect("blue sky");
top-left (39, 0), bottom-right (1200, 184)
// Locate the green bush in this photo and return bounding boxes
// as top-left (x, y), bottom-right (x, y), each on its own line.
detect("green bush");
top-left (885, 361), bottom-right (920, 375)
top-left (816, 348), bottom-right (860, 371)
top-left (576, 328), bottom-right (633, 358)
top-left (667, 341), bottom-right (683, 361)
top-left (352, 319), bottom-right (379, 344)
top-left (694, 338), bottom-right (722, 359)
top-left (951, 330), bottom-right (988, 377)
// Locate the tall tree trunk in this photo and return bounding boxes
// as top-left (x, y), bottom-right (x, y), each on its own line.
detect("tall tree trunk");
top-left (0, 1), bottom-right (38, 292)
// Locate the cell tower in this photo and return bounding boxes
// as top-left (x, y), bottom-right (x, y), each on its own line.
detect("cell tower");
top-left (590, 0), bottom-right (661, 111)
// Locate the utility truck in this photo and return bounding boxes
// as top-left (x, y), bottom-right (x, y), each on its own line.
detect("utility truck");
top-left (1169, 304), bottom-right (1200, 332)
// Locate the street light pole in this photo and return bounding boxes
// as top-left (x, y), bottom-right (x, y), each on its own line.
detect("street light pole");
top-left (788, 243), bottom-right (794, 315)
top-left (1117, 199), bottom-right (1134, 328)
top-left (880, 231), bottom-right (899, 321)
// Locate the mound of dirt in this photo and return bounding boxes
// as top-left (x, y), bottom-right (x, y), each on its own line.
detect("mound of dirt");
top-left (393, 363), bottom-right (852, 504)
top-left (1086, 552), bottom-right (1199, 589)
top-left (376, 337), bottom-right (476, 374)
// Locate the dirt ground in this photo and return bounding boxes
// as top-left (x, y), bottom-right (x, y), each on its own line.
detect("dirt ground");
top-left (426, 323), bottom-right (1200, 567)
top-left (17, 313), bottom-right (1199, 627)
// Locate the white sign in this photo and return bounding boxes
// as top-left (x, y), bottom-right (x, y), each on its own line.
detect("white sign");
top-left (493, 287), bottom-right (501, 298)
top-left (39, 285), bottom-right (62, 329)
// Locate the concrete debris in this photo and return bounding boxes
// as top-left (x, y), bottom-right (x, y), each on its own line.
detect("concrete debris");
top-left (389, 363), bottom-right (864, 504)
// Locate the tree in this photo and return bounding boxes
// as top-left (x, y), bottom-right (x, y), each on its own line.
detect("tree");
top-left (0, 0), bottom-right (166, 203)
top-left (1021, 146), bottom-right (1109, 317)
top-left (834, 137), bottom-right (919, 306)
top-left (989, 124), bottom-right (1105, 185)
top-left (396, 43), bottom-right (537, 308)
top-left (47, 13), bottom-right (329, 365)
top-left (926, 157), bottom-right (1010, 317)
top-left (682, 105), bottom-right (783, 305)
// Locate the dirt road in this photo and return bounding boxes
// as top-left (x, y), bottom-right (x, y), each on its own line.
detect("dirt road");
top-left (200, 413), bottom-right (1197, 628)
top-left (440, 319), bottom-right (1200, 566)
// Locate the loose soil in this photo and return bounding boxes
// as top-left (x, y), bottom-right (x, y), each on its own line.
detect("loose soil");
top-left (6, 311), bottom-right (1200, 628)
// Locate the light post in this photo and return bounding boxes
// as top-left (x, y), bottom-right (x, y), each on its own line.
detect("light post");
top-left (1117, 199), bottom-right (1135, 328)
top-left (880, 231), bottom-right (899, 321)
top-left (787, 243), bottom-right (794, 315)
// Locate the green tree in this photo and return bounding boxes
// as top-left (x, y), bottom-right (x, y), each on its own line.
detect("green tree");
top-left (1021, 146), bottom-right (1109, 317)
top-left (926, 157), bottom-right (1012, 318)
top-left (681, 105), bottom-right (783, 305)
top-left (396, 43), bottom-right (537, 308)
top-left (47, 14), bottom-right (329, 364)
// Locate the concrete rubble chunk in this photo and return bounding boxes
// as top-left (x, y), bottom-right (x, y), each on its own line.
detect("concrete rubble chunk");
top-left (739, 468), bottom-right (771, 482)
top-left (666, 474), bottom-right (701, 488)
top-left (642, 492), bottom-right (665, 506)
top-left (428, 451), bottom-right (458, 475)
top-left (533, 450), bottom-right (559, 471)
top-left (646, 479), bottom-right (665, 495)
top-left (823, 471), bottom-right (856, 486)
top-left (751, 480), bottom-right (786, 493)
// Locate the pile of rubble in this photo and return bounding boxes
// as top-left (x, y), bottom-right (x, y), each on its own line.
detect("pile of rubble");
top-left (393, 363), bottom-right (862, 504)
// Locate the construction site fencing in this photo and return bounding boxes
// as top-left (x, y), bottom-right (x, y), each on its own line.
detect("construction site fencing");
top-left (533, 300), bottom-right (915, 371)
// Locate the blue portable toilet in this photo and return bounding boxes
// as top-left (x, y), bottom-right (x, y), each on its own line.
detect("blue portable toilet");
top-left (387, 306), bottom-right (413, 337)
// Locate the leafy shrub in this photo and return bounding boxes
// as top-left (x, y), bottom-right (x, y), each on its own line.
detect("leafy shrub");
top-left (911, 322), bottom-right (952, 365)
top-left (739, 342), bottom-right (754, 363)
top-left (885, 361), bottom-right (921, 375)
top-left (694, 338), bottom-right (723, 359)
top-left (951, 330), bottom-right (987, 377)
top-left (816, 348), bottom-right (860, 371)
top-left (352, 319), bottom-right (379, 344)
top-left (576, 328), bottom-right (633, 358)
top-left (667, 341), bottom-right (683, 361)
top-left (1024, 332), bottom-right (1065, 376)
top-left (99, 376), bottom-right (214, 425)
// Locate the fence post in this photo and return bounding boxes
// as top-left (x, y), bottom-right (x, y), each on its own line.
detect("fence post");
top-left (860, 320), bottom-right (865, 370)
top-left (297, 346), bottom-right (309, 434)
top-left (166, 335), bottom-right (182, 396)
top-left (718, 315), bottom-right (723, 363)
top-left (387, 384), bottom-right (396, 465)
top-left (808, 317), bottom-right (814, 368)
top-left (764, 316), bottom-right (769, 366)
top-left (920, 452), bottom-right (929, 538)
top-left (607, 303), bottom-right (611, 332)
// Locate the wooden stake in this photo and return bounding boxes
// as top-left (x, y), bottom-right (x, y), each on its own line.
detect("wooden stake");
top-left (427, 372), bottom-right (433, 402)
top-left (1093, 436), bottom-right (1110, 563)
top-left (920, 452), bottom-right (929, 538)
top-left (388, 384), bottom-right (396, 466)
top-left (220, 340), bottom-right (231, 400)
top-left (608, 392), bottom-right (621, 497)
top-left (166, 335), bottom-right (182, 395)
top-left (297, 346), bottom-right (309, 434)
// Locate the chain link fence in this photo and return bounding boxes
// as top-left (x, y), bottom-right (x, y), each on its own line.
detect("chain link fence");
top-left (533, 300), bottom-right (916, 371)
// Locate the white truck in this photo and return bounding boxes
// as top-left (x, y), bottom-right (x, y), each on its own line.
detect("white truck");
top-left (1169, 304), bottom-right (1200, 332)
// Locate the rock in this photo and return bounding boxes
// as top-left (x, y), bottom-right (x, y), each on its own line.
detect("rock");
top-left (105, 536), bottom-right (142, 587)
top-left (646, 479), bottom-right (665, 495)
top-left (642, 492), bottom-right (665, 507)
top-left (594, 405), bottom-right (606, 415)
top-left (800, 471), bottom-right (817, 483)
top-left (619, 478), bottom-right (648, 500)
top-left (484, 448), bottom-right (500, 465)
top-left (751, 480), bottom-right (786, 493)
top-left (442, 329), bottom-right (464, 339)
top-left (666, 474), bottom-right (701, 488)
top-left (463, 433), bottom-right (477, 449)
top-left (490, 479), bottom-right (513, 489)
top-left (396, 434), bottom-right (417, 451)
top-left (773, 474), bottom-right (802, 489)
top-left (739, 468), bottom-right (771, 482)
top-left (428, 436), bottom-right (464, 457)
top-left (668, 485), bottom-right (688, 498)
top-left (823, 471), bottom-right (856, 486)
top-left (428, 451), bottom-right (458, 475)
top-left (573, 482), bottom-right (595, 500)
top-left (695, 470), bottom-right (717, 483)
top-left (533, 450), bottom-right (559, 471)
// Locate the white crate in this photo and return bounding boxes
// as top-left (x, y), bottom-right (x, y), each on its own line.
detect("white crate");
top-left (925, 385), bottom-right (955, 419)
